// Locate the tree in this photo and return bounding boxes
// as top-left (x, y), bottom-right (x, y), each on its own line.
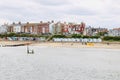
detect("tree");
top-left (71, 34), bottom-right (81, 38)
top-left (97, 32), bottom-right (108, 36)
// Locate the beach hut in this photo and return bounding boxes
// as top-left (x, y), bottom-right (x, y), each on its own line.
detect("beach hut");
top-left (83, 38), bottom-right (88, 42)
top-left (76, 38), bottom-right (80, 42)
top-left (62, 38), bottom-right (65, 42)
top-left (53, 38), bottom-right (57, 42)
top-left (71, 38), bottom-right (76, 42)
top-left (11, 37), bottom-right (17, 41)
top-left (64, 38), bottom-right (68, 42)
top-left (97, 38), bottom-right (102, 42)
top-left (59, 38), bottom-right (62, 42)
top-left (88, 38), bottom-right (93, 42)
top-left (56, 38), bottom-right (59, 42)
top-left (80, 38), bottom-right (83, 42)
top-left (53, 38), bottom-right (55, 42)
top-left (93, 38), bottom-right (97, 43)
top-left (7, 37), bottom-right (12, 41)
top-left (67, 38), bottom-right (71, 42)
top-left (19, 37), bottom-right (23, 41)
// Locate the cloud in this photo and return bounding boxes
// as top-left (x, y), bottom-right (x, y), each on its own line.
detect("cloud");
top-left (32, 0), bottom-right (69, 6)
top-left (0, 0), bottom-right (120, 28)
top-left (63, 7), bottom-right (97, 16)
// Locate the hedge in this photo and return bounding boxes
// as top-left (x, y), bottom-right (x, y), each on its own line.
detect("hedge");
top-left (103, 36), bottom-right (120, 41)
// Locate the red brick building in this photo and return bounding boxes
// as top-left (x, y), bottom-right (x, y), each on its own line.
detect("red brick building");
top-left (7, 21), bottom-right (85, 35)
top-left (37, 23), bottom-right (49, 34)
top-left (62, 22), bottom-right (85, 34)
top-left (21, 22), bottom-right (49, 34)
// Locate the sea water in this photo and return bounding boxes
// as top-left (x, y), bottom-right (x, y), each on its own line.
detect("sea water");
top-left (0, 46), bottom-right (120, 80)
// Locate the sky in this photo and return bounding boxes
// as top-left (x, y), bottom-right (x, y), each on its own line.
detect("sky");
top-left (0, 0), bottom-right (120, 29)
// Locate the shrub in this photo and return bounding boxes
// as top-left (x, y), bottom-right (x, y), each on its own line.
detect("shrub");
top-left (103, 36), bottom-right (120, 41)
top-left (71, 34), bottom-right (82, 38)
top-left (53, 35), bottom-right (66, 38)
top-left (82, 36), bottom-right (89, 38)
top-left (89, 36), bottom-right (100, 38)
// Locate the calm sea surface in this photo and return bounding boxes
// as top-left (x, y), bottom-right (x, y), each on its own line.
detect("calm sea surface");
top-left (0, 46), bottom-right (120, 80)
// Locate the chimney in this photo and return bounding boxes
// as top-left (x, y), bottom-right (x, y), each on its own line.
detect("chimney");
top-left (64, 22), bottom-right (66, 24)
top-left (51, 20), bottom-right (54, 23)
top-left (40, 21), bottom-right (43, 23)
top-left (13, 22), bottom-right (15, 25)
top-left (47, 21), bottom-right (50, 24)
top-left (18, 21), bottom-right (21, 24)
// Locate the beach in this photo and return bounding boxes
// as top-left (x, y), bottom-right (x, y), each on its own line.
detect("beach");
top-left (0, 46), bottom-right (120, 80)
top-left (31, 42), bottom-right (120, 49)
top-left (0, 41), bottom-right (120, 49)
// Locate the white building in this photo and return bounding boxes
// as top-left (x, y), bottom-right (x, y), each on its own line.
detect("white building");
top-left (49, 21), bottom-right (55, 34)
top-left (13, 25), bottom-right (21, 33)
top-left (0, 25), bottom-right (8, 33)
top-left (9, 22), bottom-right (23, 33)
top-left (108, 28), bottom-right (120, 36)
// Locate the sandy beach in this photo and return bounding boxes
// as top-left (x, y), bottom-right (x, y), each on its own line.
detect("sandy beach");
top-left (31, 42), bottom-right (120, 49)
top-left (0, 41), bottom-right (120, 49)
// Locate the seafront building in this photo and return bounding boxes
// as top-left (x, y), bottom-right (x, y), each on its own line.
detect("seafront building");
top-left (7, 22), bottom-right (50, 34)
top-left (65, 22), bottom-right (85, 35)
top-left (0, 24), bottom-right (8, 33)
top-left (1, 21), bottom-right (120, 37)
top-left (108, 28), bottom-right (120, 36)
top-left (2, 21), bottom-right (85, 35)
top-left (84, 26), bottom-right (108, 36)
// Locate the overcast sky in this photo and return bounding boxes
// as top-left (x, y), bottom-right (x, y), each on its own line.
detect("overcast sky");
top-left (0, 0), bottom-right (120, 28)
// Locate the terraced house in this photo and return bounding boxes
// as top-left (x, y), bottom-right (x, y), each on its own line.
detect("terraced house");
top-left (7, 22), bottom-right (50, 35)
top-left (4, 21), bottom-right (86, 35)
top-left (84, 26), bottom-right (108, 36)
top-left (108, 28), bottom-right (120, 36)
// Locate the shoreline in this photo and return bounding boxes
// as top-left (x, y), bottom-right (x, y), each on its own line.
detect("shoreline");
top-left (0, 41), bottom-right (120, 49)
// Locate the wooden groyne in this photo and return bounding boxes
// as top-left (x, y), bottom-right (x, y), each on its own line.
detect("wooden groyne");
top-left (0, 41), bottom-right (33, 47)
top-left (4, 43), bottom-right (31, 47)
